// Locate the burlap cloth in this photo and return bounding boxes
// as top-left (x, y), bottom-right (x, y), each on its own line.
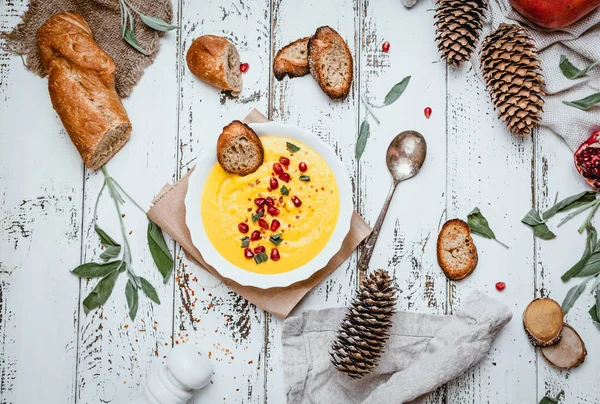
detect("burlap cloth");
top-left (147, 109), bottom-right (372, 319)
top-left (475, 0), bottom-right (600, 151)
top-left (2, 0), bottom-right (172, 97)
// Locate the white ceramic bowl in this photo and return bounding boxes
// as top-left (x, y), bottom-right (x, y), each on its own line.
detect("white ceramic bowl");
top-left (184, 121), bottom-right (353, 289)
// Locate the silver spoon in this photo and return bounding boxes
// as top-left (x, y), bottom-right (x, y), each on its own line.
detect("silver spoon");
top-left (357, 130), bottom-right (427, 272)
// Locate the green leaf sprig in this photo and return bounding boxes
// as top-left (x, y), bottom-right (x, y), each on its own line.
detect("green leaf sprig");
top-left (71, 166), bottom-right (174, 321)
top-left (539, 391), bottom-right (564, 404)
top-left (563, 92), bottom-right (600, 111)
top-left (356, 76), bottom-right (411, 160)
top-left (466, 208), bottom-right (509, 248)
top-left (118, 0), bottom-right (178, 55)
top-left (559, 55), bottom-right (599, 79)
top-left (522, 190), bottom-right (600, 325)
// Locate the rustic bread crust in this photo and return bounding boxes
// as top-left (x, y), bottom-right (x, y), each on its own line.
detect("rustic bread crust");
top-left (436, 219), bottom-right (478, 280)
top-left (217, 120), bottom-right (264, 176)
top-left (36, 12), bottom-right (132, 170)
top-left (308, 26), bottom-right (353, 100)
top-left (186, 35), bottom-right (242, 95)
top-left (274, 37), bottom-right (310, 80)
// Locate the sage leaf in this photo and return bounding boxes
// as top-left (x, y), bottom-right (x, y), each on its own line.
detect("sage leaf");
top-left (280, 185), bottom-right (289, 196)
top-left (521, 209), bottom-right (556, 240)
top-left (138, 14), bottom-right (178, 32)
top-left (123, 29), bottom-right (150, 56)
top-left (125, 279), bottom-right (139, 321)
top-left (562, 223), bottom-right (597, 281)
top-left (355, 119), bottom-right (370, 160)
top-left (383, 76), bottom-right (411, 106)
top-left (100, 245), bottom-right (121, 261)
top-left (562, 254), bottom-right (591, 281)
top-left (573, 251), bottom-right (600, 277)
top-left (539, 391), bottom-right (564, 404)
top-left (253, 252), bottom-right (269, 264)
top-left (147, 219), bottom-right (174, 283)
top-left (596, 286), bottom-right (600, 320)
top-left (542, 191), bottom-right (597, 219)
top-left (590, 304), bottom-right (600, 325)
top-left (240, 236), bottom-right (250, 248)
top-left (140, 277), bottom-right (161, 304)
top-left (299, 175), bottom-right (310, 182)
top-left (82, 270), bottom-right (119, 314)
top-left (467, 208), bottom-right (508, 248)
top-left (252, 211), bottom-right (263, 222)
top-left (72, 261), bottom-right (122, 278)
top-left (563, 92), bottom-right (600, 111)
top-left (269, 233), bottom-right (283, 246)
top-left (562, 278), bottom-right (590, 314)
top-left (286, 142), bottom-right (300, 153)
top-left (559, 55), bottom-right (600, 79)
top-left (95, 225), bottom-right (120, 248)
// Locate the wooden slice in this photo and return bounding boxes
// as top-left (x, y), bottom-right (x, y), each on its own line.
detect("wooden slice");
top-left (523, 298), bottom-right (564, 347)
top-left (541, 324), bottom-right (587, 370)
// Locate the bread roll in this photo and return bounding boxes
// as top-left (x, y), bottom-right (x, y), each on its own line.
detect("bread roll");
top-left (437, 219), bottom-right (478, 280)
top-left (186, 35), bottom-right (242, 95)
top-left (36, 12), bottom-right (132, 170)
top-left (217, 121), bottom-right (263, 176)
top-left (274, 37), bottom-right (310, 80)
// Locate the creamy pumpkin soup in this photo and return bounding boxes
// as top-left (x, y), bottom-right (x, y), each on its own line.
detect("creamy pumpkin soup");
top-left (201, 136), bottom-right (340, 274)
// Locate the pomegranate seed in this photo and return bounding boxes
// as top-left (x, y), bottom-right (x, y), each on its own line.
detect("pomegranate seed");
top-left (495, 282), bottom-right (506, 291)
top-left (254, 198), bottom-right (265, 206)
top-left (254, 245), bottom-right (266, 254)
top-left (279, 157), bottom-right (290, 166)
top-left (424, 107), bottom-right (432, 119)
top-left (256, 206), bottom-right (264, 215)
top-left (270, 177), bottom-right (279, 190)
top-left (258, 218), bottom-right (269, 229)
top-left (238, 223), bottom-right (249, 233)
top-left (268, 206), bottom-right (280, 216)
top-left (298, 162), bottom-right (308, 172)
top-left (270, 248), bottom-right (280, 261)
top-left (244, 248), bottom-right (254, 259)
top-left (271, 219), bottom-right (281, 231)
top-left (279, 172), bottom-right (291, 183)
top-left (273, 163), bottom-right (284, 175)
top-left (291, 195), bottom-right (302, 207)
top-left (240, 63), bottom-right (249, 73)
top-left (250, 230), bottom-right (261, 241)
top-left (265, 197), bottom-right (275, 207)
top-left (382, 41), bottom-right (390, 53)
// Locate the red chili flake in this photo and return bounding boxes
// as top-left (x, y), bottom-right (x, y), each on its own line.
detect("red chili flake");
top-left (240, 62), bottom-right (249, 73)
top-left (382, 41), bottom-right (390, 53)
top-left (495, 282), bottom-right (506, 291)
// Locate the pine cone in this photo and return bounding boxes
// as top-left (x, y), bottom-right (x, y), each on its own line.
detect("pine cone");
top-left (480, 23), bottom-right (545, 136)
top-left (434, 0), bottom-right (487, 66)
top-left (330, 269), bottom-right (397, 379)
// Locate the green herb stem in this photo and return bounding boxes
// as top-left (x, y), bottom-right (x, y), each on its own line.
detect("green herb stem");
top-left (360, 95), bottom-right (381, 124)
top-left (579, 201), bottom-right (600, 234)
top-left (557, 200), bottom-right (597, 227)
top-left (110, 177), bottom-right (147, 215)
top-left (93, 181), bottom-right (106, 229)
top-left (493, 238), bottom-right (510, 249)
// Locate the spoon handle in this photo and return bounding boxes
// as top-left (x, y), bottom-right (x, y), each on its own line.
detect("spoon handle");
top-left (357, 182), bottom-right (398, 272)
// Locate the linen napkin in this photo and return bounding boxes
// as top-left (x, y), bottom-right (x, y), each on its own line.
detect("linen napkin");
top-left (476, 0), bottom-right (600, 151)
top-left (282, 290), bottom-right (512, 404)
top-left (147, 109), bottom-right (371, 319)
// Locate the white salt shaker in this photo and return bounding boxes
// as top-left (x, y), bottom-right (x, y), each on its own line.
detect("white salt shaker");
top-left (133, 343), bottom-right (214, 404)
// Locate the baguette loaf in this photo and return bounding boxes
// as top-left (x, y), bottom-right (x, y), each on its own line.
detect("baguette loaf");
top-left (186, 35), bottom-right (242, 95)
top-left (37, 12), bottom-right (132, 170)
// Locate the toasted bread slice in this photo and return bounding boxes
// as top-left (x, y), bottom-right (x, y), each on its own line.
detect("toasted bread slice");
top-left (274, 37), bottom-right (310, 81)
top-left (217, 121), bottom-right (264, 176)
top-left (308, 26), bottom-right (353, 100)
top-left (437, 219), bottom-right (478, 280)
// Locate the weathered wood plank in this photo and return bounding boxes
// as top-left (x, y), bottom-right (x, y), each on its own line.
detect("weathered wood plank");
top-left (534, 130), bottom-right (600, 402)
top-left (444, 64), bottom-right (537, 403)
top-left (75, 2), bottom-right (181, 401)
top-left (177, 0), bottom-right (271, 402)
top-left (265, 0), bottom-right (360, 400)
top-left (0, 1), bottom-right (80, 402)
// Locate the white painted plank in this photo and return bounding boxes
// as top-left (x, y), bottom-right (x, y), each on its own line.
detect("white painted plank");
top-left (75, 2), bottom-right (180, 401)
top-left (177, 0), bottom-right (271, 402)
top-left (0, 1), bottom-right (80, 402)
top-left (534, 130), bottom-right (600, 402)
top-left (445, 64), bottom-right (537, 403)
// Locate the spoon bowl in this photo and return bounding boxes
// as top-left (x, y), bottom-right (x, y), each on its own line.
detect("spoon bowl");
top-left (386, 130), bottom-right (427, 183)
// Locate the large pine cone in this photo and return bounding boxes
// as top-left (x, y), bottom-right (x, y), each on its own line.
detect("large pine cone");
top-left (480, 23), bottom-right (545, 136)
top-left (574, 131), bottom-right (600, 190)
top-left (434, 0), bottom-right (487, 66)
top-left (330, 269), bottom-right (397, 379)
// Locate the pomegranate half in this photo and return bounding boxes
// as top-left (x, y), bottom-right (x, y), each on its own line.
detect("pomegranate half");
top-left (574, 131), bottom-right (600, 189)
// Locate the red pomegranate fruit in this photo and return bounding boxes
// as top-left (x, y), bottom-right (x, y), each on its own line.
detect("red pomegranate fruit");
top-left (574, 131), bottom-right (600, 189)
top-left (510, 0), bottom-right (600, 29)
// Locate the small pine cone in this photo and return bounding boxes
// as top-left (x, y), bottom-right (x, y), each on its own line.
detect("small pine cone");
top-left (480, 23), bottom-right (545, 136)
top-left (434, 0), bottom-right (488, 66)
top-left (330, 269), bottom-right (397, 379)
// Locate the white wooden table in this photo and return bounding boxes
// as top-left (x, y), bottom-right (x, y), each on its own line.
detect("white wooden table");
top-left (1, 0), bottom-right (599, 402)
